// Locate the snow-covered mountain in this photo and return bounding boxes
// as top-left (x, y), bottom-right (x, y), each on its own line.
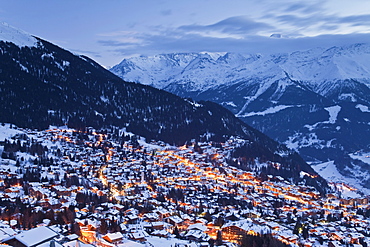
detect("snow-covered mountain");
top-left (111, 45), bottom-right (370, 193)
top-left (111, 44), bottom-right (370, 99)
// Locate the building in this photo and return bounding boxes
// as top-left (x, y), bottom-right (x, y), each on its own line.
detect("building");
top-left (3, 226), bottom-right (59, 247)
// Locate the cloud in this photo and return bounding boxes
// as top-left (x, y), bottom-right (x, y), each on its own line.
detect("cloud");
top-left (97, 32), bottom-right (144, 49)
top-left (301, 13), bottom-right (370, 26)
top-left (160, 9), bottom-right (172, 16)
top-left (274, 14), bottom-right (317, 30)
top-left (284, 3), bottom-right (310, 12)
top-left (100, 28), bottom-right (370, 58)
top-left (98, 40), bottom-right (141, 47)
top-left (179, 16), bottom-right (273, 36)
top-left (339, 14), bottom-right (370, 26)
top-left (319, 23), bottom-right (341, 32)
top-left (71, 49), bottom-right (101, 57)
top-left (272, 12), bottom-right (370, 33)
top-left (96, 13), bottom-right (370, 60)
top-left (283, 2), bottom-right (322, 14)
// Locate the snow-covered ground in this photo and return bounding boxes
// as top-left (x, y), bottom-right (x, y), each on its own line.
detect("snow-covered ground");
top-left (0, 123), bottom-right (24, 142)
top-left (311, 161), bottom-right (370, 197)
top-left (324, 105), bottom-right (341, 124)
top-left (349, 151), bottom-right (370, 165)
top-left (356, 104), bottom-right (370, 113)
top-left (303, 105), bottom-right (342, 132)
top-left (284, 132), bottom-right (326, 152)
top-left (0, 22), bottom-right (37, 47)
top-left (146, 236), bottom-right (197, 247)
top-left (238, 105), bottom-right (294, 117)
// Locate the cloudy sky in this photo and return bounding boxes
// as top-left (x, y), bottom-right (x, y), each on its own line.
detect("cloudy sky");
top-left (1, 0), bottom-right (370, 67)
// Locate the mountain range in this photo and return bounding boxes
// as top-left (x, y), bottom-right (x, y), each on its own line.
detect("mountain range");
top-left (110, 45), bottom-right (370, 193)
top-left (0, 22), bottom-right (328, 192)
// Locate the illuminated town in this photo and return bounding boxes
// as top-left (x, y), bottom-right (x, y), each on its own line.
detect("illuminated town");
top-left (0, 124), bottom-right (369, 247)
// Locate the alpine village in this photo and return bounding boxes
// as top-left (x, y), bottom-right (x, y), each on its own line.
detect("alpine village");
top-left (0, 20), bottom-right (369, 247)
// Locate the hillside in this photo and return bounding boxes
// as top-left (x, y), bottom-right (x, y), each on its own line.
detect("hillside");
top-left (0, 22), bottom-right (328, 191)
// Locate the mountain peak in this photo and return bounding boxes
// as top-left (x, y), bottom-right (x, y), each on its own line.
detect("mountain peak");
top-left (112, 44), bottom-right (370, 87)
top-left (199, 51), bottom-right (226, 60)
top-left (0, 22), bottom-right (38, 47)
top-left (270, 33), bottom-right (283, 38)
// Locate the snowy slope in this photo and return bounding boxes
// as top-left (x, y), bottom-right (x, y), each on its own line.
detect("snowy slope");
top-left (0, 22), bottom-right (37, 47)
top-left (312, 161), bottom-right (370, 197)
top-left (0, 123), bottom-right (24, 142)
top-left (112, 53), bottom-right (199, 89)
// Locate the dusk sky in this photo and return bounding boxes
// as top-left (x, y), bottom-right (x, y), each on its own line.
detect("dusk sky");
top-left (1, 0), bottom-right (370, 67)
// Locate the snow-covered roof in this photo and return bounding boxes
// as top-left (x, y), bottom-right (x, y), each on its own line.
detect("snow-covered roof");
top-left (116, 240), bottom-right (145, 247)
top-left (63, 240), bottom-right (95, 247)
top-left (188, 223), bottom-right (207, 231)
top-left (151, 229), bottom-right (169, 236)
top-left (66, 234), bottom-right (79, 240)
top-left (104, 232), bottom-right (124, 241)
top-left (0, 227), bottom-right (15, 241)
top-left (222, 219), bottom-right (270, 235)
top-left (38, 240), bottom-right (63, 247)
top-left (169, 215), bottom-right (183, 224)
top-left (12, 226), bottom-right (58, 246)
top-left (129, 231), bottom-right (147, 240)
top-left (185, 230), bottom-right (210, 241)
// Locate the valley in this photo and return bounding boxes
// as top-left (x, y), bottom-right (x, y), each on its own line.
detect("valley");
top-left (111, 48), bottom-right (370, 193)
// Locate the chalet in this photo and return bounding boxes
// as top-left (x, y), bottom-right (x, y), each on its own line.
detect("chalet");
top-left (3, 226), bottom-right (59, 247)
top-left (222, 219), bottom-right (269, 244)
top-left (151, 229), bottom-right (169, 237)
top-left (348, 232), bottom-right (365, 244)
top-left (103, 232), bottom-right (124, 244)
top-left (37, 240), bottom-right (63, 247)
top-left (0, 225), bottom-right (16, 242)
top-left (328, 241), bottom-right (342, 247)
top-left (341, 197), bottom-right (369, 206)
top-left (329, 231), bottom-right (344, 241)
top-left (225, 213), bottom-right (240, 222)
top-left (65, 234), bottom-right (79, 242)
top-left (143, 212), bottom-right (159, 222)
top-left (151, 221), bottom-right (165, 230)
top-left (188, 223), bottom-right (207, 232)
top-left (154, 208), bottom-right (171, 219)
top-left (198, 242), bottom-right (209, 247)
top-left (265, 221), bottom-right (280, 231)
top-left (185, 230), bottom-right (210, 242)
top-left (167, 216), bottom-right (185, 229)
top-left (4, 187), bottom-right (21, 193)
top-left (126, 214), bottom-right (139, 224)
top-left (51, 186), bottom-right (72, 196)
top-left (128, 231), bottom-right (148, 242)
top-left (38, 198), bottom-right (62, 209)
top-left (63, 240), bottom-right (94, 247)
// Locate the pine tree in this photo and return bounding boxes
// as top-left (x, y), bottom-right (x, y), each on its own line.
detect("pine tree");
top-left (99, 219), bottom-right (108, 235)
top-left (71, 222), bottom-right (81, 236)
top-left (215, 230), bottom-right (223, 246)
top-left (173, 226), bottom-right (180, 238)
